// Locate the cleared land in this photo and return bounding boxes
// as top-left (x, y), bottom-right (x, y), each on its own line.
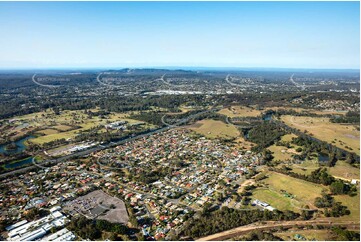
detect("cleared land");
top-left (281, 115), bottom-right (360, 155)
top-left (217, 106), bottom-right (262, 117)
top-left (188, 119), bottom-right (240, 139)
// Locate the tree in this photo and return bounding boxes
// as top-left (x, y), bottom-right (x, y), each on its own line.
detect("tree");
top-left (330, 181), bottom-right (348, 195)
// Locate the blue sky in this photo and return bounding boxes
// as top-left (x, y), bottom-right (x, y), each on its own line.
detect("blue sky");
top-left (0, 1), bottom-right (359, 69)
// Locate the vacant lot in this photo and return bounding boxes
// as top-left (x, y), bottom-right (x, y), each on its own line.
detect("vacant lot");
top-left (281, 115), bottom-right (360, 155)
top-left (218, 106), bottom-right (262, 117)
top-left (188, 119), bottom-right (240, 139)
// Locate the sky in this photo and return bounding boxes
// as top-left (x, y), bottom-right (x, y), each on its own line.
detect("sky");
top-left (0, 1), bottom-right (359, 69)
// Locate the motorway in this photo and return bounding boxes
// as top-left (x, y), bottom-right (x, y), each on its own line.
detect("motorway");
top-left (0, 107), bottom-right (219, 180)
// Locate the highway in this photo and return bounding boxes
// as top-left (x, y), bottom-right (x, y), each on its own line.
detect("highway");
top-left (0, 107), bottom-right (219, 180)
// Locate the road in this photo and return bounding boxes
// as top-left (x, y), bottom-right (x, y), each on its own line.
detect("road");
top-left (289, 74), bottom-right (306, 90)
top-left (32, 74), bottom-right (59, 88)
top-left (196, 219), bottom-right (360, 241)
top-left (0, 107), bottom-right (219, 180)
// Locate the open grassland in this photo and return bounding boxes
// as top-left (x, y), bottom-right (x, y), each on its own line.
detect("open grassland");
top-left (262, 172), bottom-right (327, 208)
top-left (188, 119), bottom-right (240, 139)
top-left (217, 106), bottom-right (262, 117)
top-left (281, 115), bottom-right (360, 155)
top-left (275, 229), bottom-right (338, 241)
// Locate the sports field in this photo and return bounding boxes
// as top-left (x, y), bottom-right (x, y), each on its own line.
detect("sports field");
top-left (262, 172), bottom-right (327, 208)
top-left (188, 119), bottom-right (240, 139)
top-left (252, 189), bottom-right (295, 211)
top-left (281, 115), bottom-right (360, 155)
